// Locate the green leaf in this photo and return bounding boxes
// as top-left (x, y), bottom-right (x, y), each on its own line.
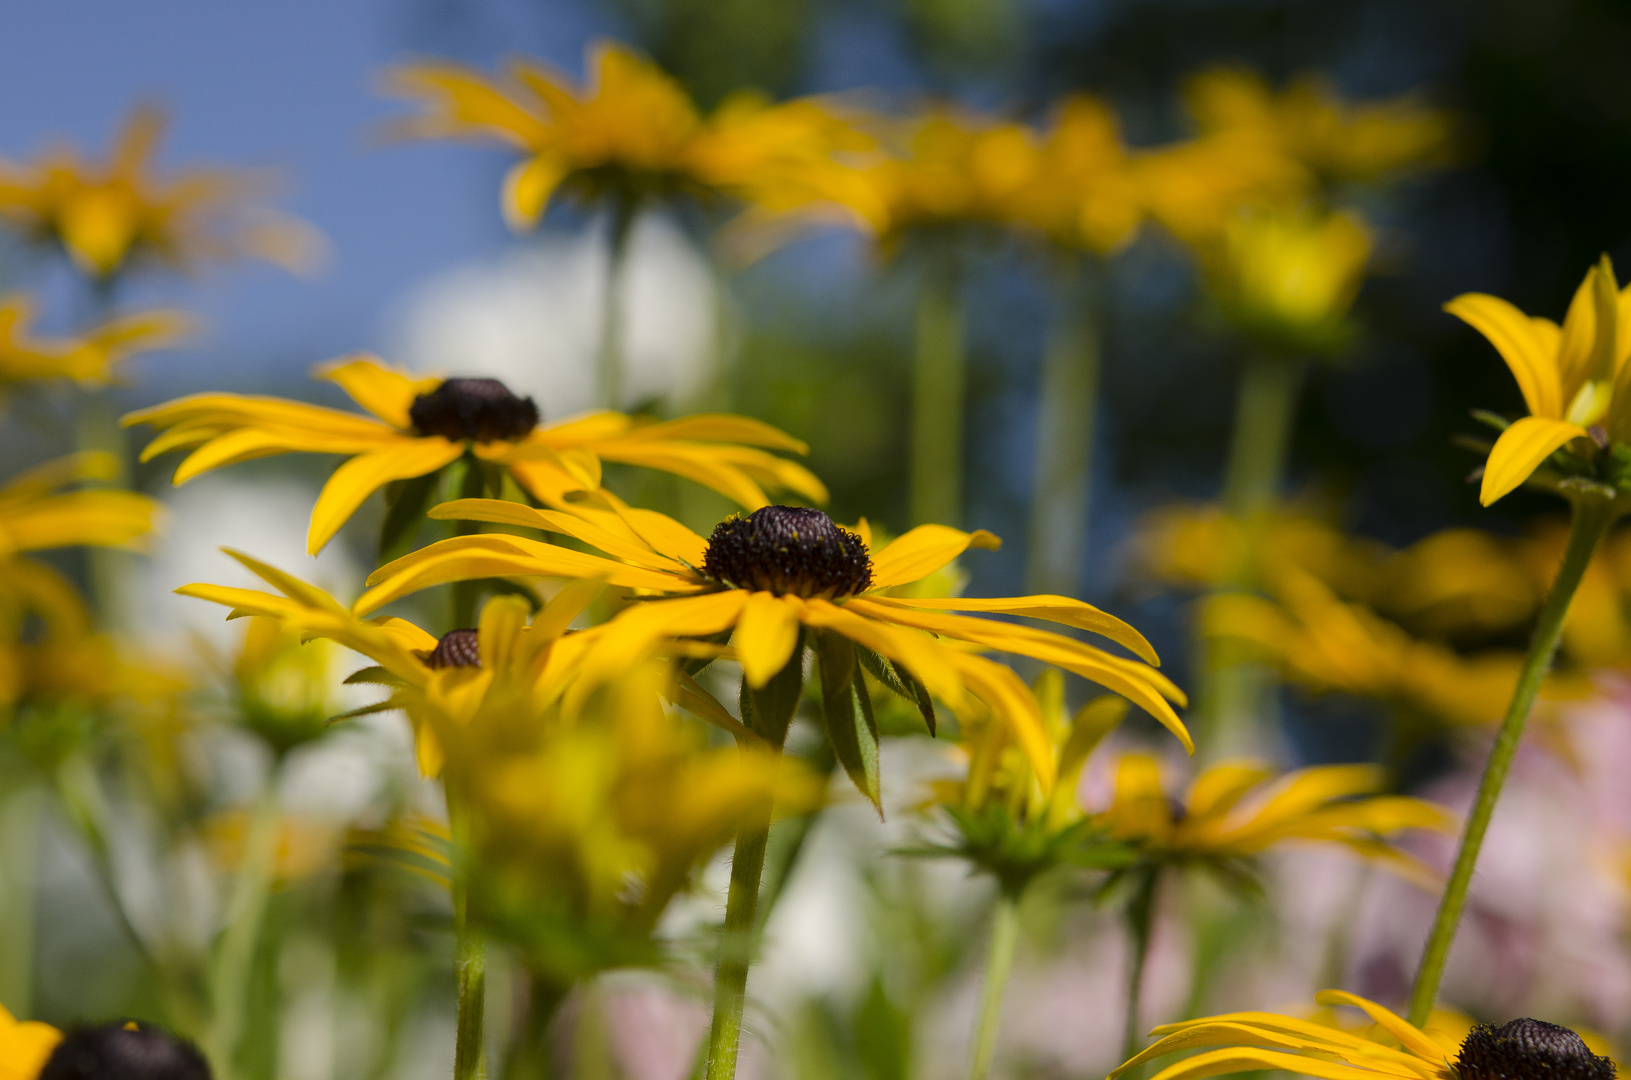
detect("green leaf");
top-left (739, 629), bottom-right (805, 747)
top-left (327, 699), bottom-right (402, 726)
top-left (1469, 408), bottom-right (1512, 433)
top-left (857, 645), bottom-right (936, 736)
top-left (378, 471), bottom-right (441, 563)
top-left (816, 630), bottom-right (882, 814)
top-left (343, 665), bottom-right (408, 688)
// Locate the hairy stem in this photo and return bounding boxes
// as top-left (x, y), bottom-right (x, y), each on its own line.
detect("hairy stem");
top-left (968, 888), bottom-right (1023, 1080)
top-left (702, 799), bottom-right (773, 1080)
top-left (1406, 493), bottom-right (1616, 1025)
top-left (447, 793), bottom-right (487, 1080)
top-left (910, 249), bottom-right (967, 527)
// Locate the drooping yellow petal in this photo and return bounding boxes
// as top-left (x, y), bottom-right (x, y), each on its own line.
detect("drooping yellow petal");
top-left (1142, 1047), bottom-right (1421, 1080)
top-left (308, 438), bottom-right (466, 553)
top-left (0, 490), bottom-right (158, 553)
top-left (318, 355), bottom-right (440, 430)
top-left (1312, 991), bottom-right (1447, 1064)
top-left (1113, 1021), bottom-right (1436, 1080)
top-left (868, 524), bottom-right (1002, 589)
top-left (798, 598), bottom-right (966, 710)
top-left (1445, 293), bottom-right (1564, 419)
top-left (864, 594), bottom-right (1159, 665)
top-left (1184, 763), bottom-right (1277, 822)
top-left (734, 591), bottom-right (805, 688)
top-left (503, 155), bottom-right (569, 230)
top-left (946, 650), bottom-right (1055, 791)
top-left (427, 498), bottom-right (686, 573)
top-left (1479, 416), bottom-right (1589, 506)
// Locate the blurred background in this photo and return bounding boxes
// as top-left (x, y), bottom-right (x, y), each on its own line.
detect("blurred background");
top-left (7, 1), bottom-right (1631, 1078)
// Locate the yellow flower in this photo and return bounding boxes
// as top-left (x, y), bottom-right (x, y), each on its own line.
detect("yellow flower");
top-left (1133, 130), bottom-right (1308, 247)
top-left (1006, 96), bottom-right (1145, 254)
top-left (1111, 992), bottom-right (1615, 1080)
top-left (387, 40), bottom-right (864, 230)
top-left (1203, 204), bottom-right (1373, 355)
top-left (0, 1005), bottom-right (60, 1080)
top-left (123, 354), bottom-right (827, 553)
top-left (0, 104), bottom-right (325, 280)
top-left (0, 293), bottom-right (189, 388)
top-left (1447, 256), bottom-right (1631, 506)
top-left (1095, 755), bottom-right (1453, 884)
top-left (355, 500), bottom-right (1191, 791)
top-left (1185, 67), bottom-right (1455, 186)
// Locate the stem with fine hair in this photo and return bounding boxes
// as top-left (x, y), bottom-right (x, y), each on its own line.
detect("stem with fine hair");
top-left (910, 246), bottom-right (967, 527)
top-left (1406, 491), bottom-right (1617, 1026)
top-left (1122, 869), bottom-right (1160, 1065)
top-left (1199, 352), bottom-right (1306, 760)
top-left (447, 792), bottom-right (487, 1080)
top-left (1026, 254), bottom-right (1102, 597)
top-left (597, 195), bottom-right (639, 411)
top-left (968, 887), bottom-right (1023, 1080)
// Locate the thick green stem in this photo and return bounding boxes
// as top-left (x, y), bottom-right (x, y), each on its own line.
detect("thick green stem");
top-left (0, 784), bottom-right (43, 1016)
top-left (1200, 353), bottom-right (1306, 760)
top-left (1026, 257), bottom-right (1102, 597)
top-left (597, 197), bottom-right (638, 411)
top-left (1406, 494), bottom-right (1616, 1026)
top-left (1122, 870), bottom-right (1160, 1065)
top-left (209, 763), bottom-right (284, 1079)
top-left (968, 888), bottom-right (1023, 1080)
top-left (446, 792), bottom-right (487, 1080)
top-left (910, 252), bottom-right (967, 528)
top-left (703, 800), bottom-right (773, 1080)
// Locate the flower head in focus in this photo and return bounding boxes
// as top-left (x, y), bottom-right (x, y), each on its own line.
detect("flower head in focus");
top-left (354, 499), bottom-right (1190, 805)
top-left (1093, 755), bottom-right (1453, 888)
top-left (1449, 255), bottom-right (1631, 507)
top-left (0, 104), bottom-right (325, 280)
top-left (386, 40), bottom-right (866, 230)
top-left (0, 1004), bottom-right (61, 1080)
top-left (0, 294), bottom-right (190, 389)
top-left (123, 354), bottom-right (827, 553)
top-left (1110, 991), bottom-right (1613, 1080)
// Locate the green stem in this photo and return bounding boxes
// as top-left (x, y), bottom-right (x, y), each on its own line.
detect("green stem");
top-left (1122, 870), bottom-right (1160, 1065)
top-left (450, 456), bottom-right (495, 630)
top-left (968, 888), bottom-right (1023, 1080)
top-left (1405, 493), bottom-right (1616, 1026)
top-left (910, 249), bottom-right (967, 528)
top-left (448, 793), bottom-right (487, 1080)
top-left (1200, 353), bottom-right (1306, 760)
top-left (597, 196), bottom-right (638, 411)
top-left (209, 761), bottom-right (284, 1079)
top-left (703, 800), bottom-right (773, 1080)
top-left (0, 783), bottom-right (43, 1017)
top-left (1026, 255), bottom-right (1102, 597)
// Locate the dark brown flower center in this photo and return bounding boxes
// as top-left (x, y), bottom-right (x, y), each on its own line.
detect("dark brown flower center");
top-left (701, 506), bottom-right (872, 599)
top-left (425, 629), bottom-right (481, 669)
top-left (409, 378), bottom-right (539, 442)
top-left (42, 1022), bottom-right (212, 1080)
top-left (1457, 1019), bottom-right (1616, 1080)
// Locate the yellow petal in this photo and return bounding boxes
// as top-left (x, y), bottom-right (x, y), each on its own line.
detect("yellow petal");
top-left (946, 651), bottom-right (1056, 791)
top-left (868, 525), bottom-right (1002, 589)
top-left (317, 355), bottom-right (439, 430)
top-left (612, 414), bottom-right (810, 453)
top-left (0, 491), bottom-right (158, 552)
top-left (798, 598), bottom-right (966, 710)
top-left (1142, 1047), bottom-right (1420, 1080)
top-left (308, 439), bottom-right (465, 553)
top-left (1184, 763), bottom-right (1276, 822)
top-left (1479, 416), bottom-right (1589, 506)
top-left (1311, 991), bottom-right (1446, 1064)
top-left (864, 594), bottom-right (1159, 665)
top-left (1445, 293), bottom-right (1564, 418)
top-left (503, 155), bottom-right (568, 230)
top-left (734, 591), bottom-right (805, 688)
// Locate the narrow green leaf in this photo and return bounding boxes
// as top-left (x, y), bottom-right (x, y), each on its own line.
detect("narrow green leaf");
top-left (327, 699), bottom-right (402, 726)
top-left (739, 629), bottom-right (805, 747)
top-left (857, 644), bottom-right (936, 736)
top-left (343, 665), bottom-right (408, 688)
top-left (816, 631), bottom-right (882, 813)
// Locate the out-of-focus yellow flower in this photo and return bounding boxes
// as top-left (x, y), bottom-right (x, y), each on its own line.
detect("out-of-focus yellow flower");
top-left (0, 294), bottom-right (189, 388)
top-left (0, 105), bottom-right (325, 280)
top-left (355, 500), bottom-right (1192, 789)
top-left (1134, 131), bottom-right (1308, 247)
top-left (1185, 67), bottom-right (1455, 187)
top-left (1203, 204), bottom-right (1373, 355)
top-left (1448, 255), bottom-right (1631, 506)
top-left (0, 1005), bottom-right (60, 1080)
top-left (1095, 755), bottom-right (1453, 885)
top-left (205, 808), bottom-right (339, 885)
top-left (228, 615), bottom-right (353, 754)
top-left (1204, 565), bottom-right (1591, 727)
top-left (387, 40), bottom-right (866, 230)
top-left (124, 354), bottom-right (827, 553)
top-left (1137, 501), bottom-right (1384, 599)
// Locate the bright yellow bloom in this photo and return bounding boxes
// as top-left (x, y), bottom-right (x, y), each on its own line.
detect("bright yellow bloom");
top-left (0, 1005), bottom-right (60, 1080)
top-left (124, 354), bottom-right (827, 553)
top-left (1448, 256), bottom-right (1631, 506)
top-left (387, 40), bottom-right (866, 230)
top-left (0, 105), bottom-right (325, 280)
top-left (1133, 131), bottom-right (1308, 248)
top-left (1185, 68), bottom-right (1455, 186)
top-left (0, 293), bottom-right (189, 388)
top-left (1096, 754), bottom-right (1453, 884)
top-left (1006, 97), bottom-right (1145, 254)
top-left (1203, 205), bottom-right (1373, 355)
top-left (355, 500), bottom-right (1191, 788)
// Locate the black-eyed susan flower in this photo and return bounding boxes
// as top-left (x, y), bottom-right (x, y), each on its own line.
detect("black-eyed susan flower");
top-left (38, 1021), bottom-right (211, 1080)
top-left (1110, 991), bottom-right (1614, 1080)
top-left (355, 500), bottom-right (1192, 797)
top-left (0, 104), bottom-right (324, 281)
top-left (386, 40), bottom-right (864, 231)
top-left (124, 354), bottom-right (827, 554)
top-left (1450, 255), bottom-right (1631, 507)
top-left (0, 294), bottom-right (189, 389)
top-left (0, 1005), bottom-right (60, 1080)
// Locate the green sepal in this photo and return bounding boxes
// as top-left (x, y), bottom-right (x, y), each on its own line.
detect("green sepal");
top-left (816, 631), bottom-right (882, 814)
top-left (857, 644), bottom-right (936, 737)
top-left (683, 629), bottom-right (733, 677)
top-left (326, 699), bottom-right (403, 726)
top-left (378, 470), bottom-right (441, 563)
top-left (1469, 409), bottom-right (1511, 433)
top-left (343, 665), bottom-right (408, 688)
top-left (739, 629), bottom-right (805, 747)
